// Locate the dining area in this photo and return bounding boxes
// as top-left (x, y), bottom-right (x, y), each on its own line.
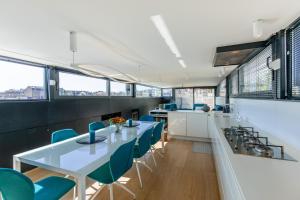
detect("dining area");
top-left (1, 117), bottom-right (165, 200)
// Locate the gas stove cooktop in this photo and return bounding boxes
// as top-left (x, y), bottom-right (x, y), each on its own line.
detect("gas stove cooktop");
top-left (223, 126), bottom-right (296, 161)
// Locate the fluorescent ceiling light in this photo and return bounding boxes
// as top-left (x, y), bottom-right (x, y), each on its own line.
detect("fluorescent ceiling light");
top-left (151, 15), bottom-right (181, 58)
top-left (178, 59), bottom-right (187, 68)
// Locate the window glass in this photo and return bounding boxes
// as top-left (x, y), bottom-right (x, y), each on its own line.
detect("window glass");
top-left (162, 88), bottom-right (172, 97)
top-left (59, 72), bottom-right (107, 96)
top-left (0, 60), bottom-right (46, 100)
top-left (110, 81), bottom-right (132, 96)
top-left (175, 88), bottom-right (193, 109)
top-left (194, 88), bottom-right (215, 108)
top-left (136, 85), bottom-right (161, 97)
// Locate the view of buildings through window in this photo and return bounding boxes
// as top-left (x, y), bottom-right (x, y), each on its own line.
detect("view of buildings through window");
top-left (136, 85), bottom-right (161, 97)
top-left (175, 88), bottom-right (193, 109)
top-left (175, 88), bottom-right (215, 110)
top-left (59, 72), bottom-right (108, 96)
top-left (162, 88), bottom-right (172, 96)
top-left (0, 60), bottom-right (46, 100)
top-left (110, 81), bottom-right (132, 96)
top-left (194, 88), bottom-right (215, 108)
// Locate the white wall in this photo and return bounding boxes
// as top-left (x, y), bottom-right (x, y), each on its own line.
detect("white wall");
top-left (230, 98), bottom-right (300, 150)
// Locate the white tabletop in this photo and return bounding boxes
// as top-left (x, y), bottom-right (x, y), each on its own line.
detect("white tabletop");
top-left (14, 121), bottom-right (157, 177)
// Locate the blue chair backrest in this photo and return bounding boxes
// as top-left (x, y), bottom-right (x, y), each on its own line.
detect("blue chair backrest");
top-left (214, 105), bottom-right (224, 111)
top-left (51, 129), bottom-right (78, 143)
top-left (89, 121), bottom-right (105, 132)
top-left (164, 103), bottom-right (177, 111)
top-left (136, 127), bottom-right (153, 156)
top-left (152, 122), bottom-right (164, 144)
top-left (140, 115), bottom-right (154, 122)
top-left (0, 168), bottom-right (34, 200)
top-left (193, 103), bottom-right (207, 110)
top-left (110, 138), bottom-right (137, 181)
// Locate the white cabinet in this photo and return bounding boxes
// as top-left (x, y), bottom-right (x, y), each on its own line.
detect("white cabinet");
top-left (186, 112), bottom-right (208, 138)
top-left (168, 111), bottom-right (209, 138)
top-left (168, 111), bottom-right (187, 136)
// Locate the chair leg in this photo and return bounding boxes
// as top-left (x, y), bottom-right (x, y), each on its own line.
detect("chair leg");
top-left (115, 181), bottom-right (136, 199)
top-left (135, 161), bottom-right (143, 188)
top-left (157, 150), bottom-right (164, 158)
top-left (73, 186), bottom-right (76, 200)
top-left (140, 157), bottom-right (153, 173)
top-left (150, 149), bottom-right (157, 167)
top-left (108, 184), bottom-right (114, 200)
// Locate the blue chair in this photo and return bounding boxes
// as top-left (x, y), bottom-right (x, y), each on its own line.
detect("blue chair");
top-left (51, 129), bottom-right (78, 144)
top-left (193, 103), bottom-right (207, 110)
top-left (150, 122), bottom-right (165, 166)
top-left (139, 115), bottom-right (154, 122)
top-left (133, 127), bottom-right (154, 188)
top-left (89, 121), bottom-right (105, 132)
top-left (88, 138), bottom-right (137, 200)
top-left (0, 168), bottom-right (75, 200)
top-left (164, 103), bottom-right (177, 111)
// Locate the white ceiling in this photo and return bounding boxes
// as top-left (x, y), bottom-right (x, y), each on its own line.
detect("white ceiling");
top-left (0, 0), bottom-right (299, 87)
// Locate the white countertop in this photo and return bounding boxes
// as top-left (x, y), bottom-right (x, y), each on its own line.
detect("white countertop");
top-left (212, 113), bottom-right (300, 200)
top-left (168, 110), bottom-right (208, 114)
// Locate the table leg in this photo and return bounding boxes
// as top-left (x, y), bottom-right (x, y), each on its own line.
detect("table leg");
top-left (13, 156), bottom-right (21, 172)
top-left (77, 176), bottom-right (86, 200)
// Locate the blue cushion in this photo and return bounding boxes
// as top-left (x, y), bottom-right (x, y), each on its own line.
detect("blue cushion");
top-left (140, 115), bottom-right (154, 122)
top-left (193, 104), bottom-right (207, 110)
top-left (88, 162), bottom-right (113, 184)
top-left (34, 176), bottom-right (75, 200)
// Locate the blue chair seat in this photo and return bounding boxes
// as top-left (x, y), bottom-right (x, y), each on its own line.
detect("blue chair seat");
top-left (34, 176), bottom-right (75, 200)
top-left (88, 162), bottom-right (113, 184)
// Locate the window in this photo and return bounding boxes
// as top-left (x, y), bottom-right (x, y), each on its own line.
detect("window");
top-left (0, 59), bottom-right (46, 100)
top-left (175, 88), bottom-right (193, 109)
top-left (289, 23), bottom-right (300, 97)
top-left (135, 85), bottom-right (161, 97)
top-left (59, 72), bottom-right (107, 96)
top-left (194, 88), bottom-right (215, 108)
top-left (162, 88), bottom-right (172, 97)
top-left (239, 45), bottom-right (273, 97)
top-left (152, 87), bottom-right (162, 97)
top-left (110, 81), bottom-right (132, 96)
top-left (229, 70), bottom-right (238, 96)
top-left (217, 79), bottom-right (226, 97)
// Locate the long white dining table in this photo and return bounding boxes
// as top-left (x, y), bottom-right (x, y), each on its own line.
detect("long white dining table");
top-left (13, 121), bottom-right (160, 200)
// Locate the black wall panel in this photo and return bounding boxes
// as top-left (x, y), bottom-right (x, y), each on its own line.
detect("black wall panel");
top-left (0, 97), bottom-right (162, 169)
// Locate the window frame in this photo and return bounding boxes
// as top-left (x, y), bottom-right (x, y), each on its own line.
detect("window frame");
top-left (55, 69), bottom-right (109, 99)
top-left (109, 81), bottom-right (133, 97)
top-left (135, 84), bottom-right (162, 98)
top-left (162, 88), bottom-right (173, 97)
top-left (0, 56), bottom-right (48, 103)
top-left (174, 86), bottom-right (216, 110)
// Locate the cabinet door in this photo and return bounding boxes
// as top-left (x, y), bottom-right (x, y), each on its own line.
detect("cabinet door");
top-left (186, 113), bottom-right (208, 138)
top-left (168, 112), bottom-right (187, 136)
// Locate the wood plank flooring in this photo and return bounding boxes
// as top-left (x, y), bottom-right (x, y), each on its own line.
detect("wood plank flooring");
top-left (25, 139), bottom-right (220, 200)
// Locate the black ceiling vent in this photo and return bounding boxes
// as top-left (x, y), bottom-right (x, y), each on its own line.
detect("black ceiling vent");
top-left (213, 41), bottom-right (267, 67)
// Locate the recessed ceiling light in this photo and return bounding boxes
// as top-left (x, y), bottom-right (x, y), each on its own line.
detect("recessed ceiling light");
top-left (178, 59), bottom-right (187, 68)
top-left (150, 15), bottom-right (181, 58)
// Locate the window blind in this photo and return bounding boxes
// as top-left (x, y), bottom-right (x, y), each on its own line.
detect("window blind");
top-left (229, 69), bottom-right (238, 96)
top-left (290, 24), bottom-right (300, 97)
top-left (238, 45), bottom-right (273, 97)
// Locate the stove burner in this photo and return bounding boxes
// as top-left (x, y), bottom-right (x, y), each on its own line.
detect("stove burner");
top-left (254, 144), bottom-right (274, 157)
top-left (223, 126), bottom-right (296, 161)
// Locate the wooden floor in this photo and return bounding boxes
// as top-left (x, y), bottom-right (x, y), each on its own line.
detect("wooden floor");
top-left (26, 139), bottom-right (220, 200)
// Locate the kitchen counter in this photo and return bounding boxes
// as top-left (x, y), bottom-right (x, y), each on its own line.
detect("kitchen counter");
top-left (210, 112), bottom-right (300, 200)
